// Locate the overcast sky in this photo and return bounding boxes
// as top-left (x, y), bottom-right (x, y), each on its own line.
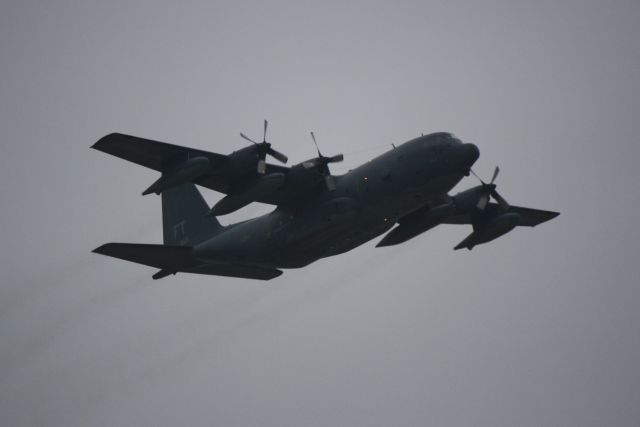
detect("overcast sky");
top-left (1, 1), bottom-right (639, 426)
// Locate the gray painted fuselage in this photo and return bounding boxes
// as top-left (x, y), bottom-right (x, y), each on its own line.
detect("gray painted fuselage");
top-left (193, 133), bottom-right (480, 268)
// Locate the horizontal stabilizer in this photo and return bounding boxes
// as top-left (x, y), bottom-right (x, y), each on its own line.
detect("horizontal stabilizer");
top-left (93, 243), bottom-right (197, 270)
top-left (93, 243), bottom-right (283, 280)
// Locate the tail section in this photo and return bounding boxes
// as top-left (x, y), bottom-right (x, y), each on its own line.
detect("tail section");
top-left (93, 243), bottom-right (197, 279)
top-left (91, 149), bottom-right (284, 280)
top-left (93, 243), bottom-right (195, 270)
top-left (93, 242), bottom-right (282, 280)
top-left (162, 183), bottom-right (223, 245)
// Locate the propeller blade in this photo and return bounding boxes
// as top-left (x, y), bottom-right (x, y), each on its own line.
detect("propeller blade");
top-left (240, 132), bottom-right (258, 145)
top-left (470, 168), bottom-right (485, 185)
top-left (325, 174), bottom-right (336, 191)
top-left (263, 119), bottom-right (268, 142)
top-left (310, 131), bottom-right (322, 157)
top-left (241, 120), bottom-right (289, 173)
top-left (490, 166), bottom-right (500, 184)
top-left (476, 193), bottom-right (490, 210)
top-left (472, 165), bottom-right (509, 210)
top-left (267, 147), bottom-right (288, 164)
top-left (491, 189), bottom-right (510, 211)
top-left (329, 154), bottom-right (344, 163)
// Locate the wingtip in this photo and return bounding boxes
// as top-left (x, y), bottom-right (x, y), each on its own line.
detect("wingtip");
top-left (270, 269), bottom-right (284, 280)
top-left (91, 133), bottom-right (123, 150)
top-left (92, 243), bottom-right (113, 255)
top-left (91, 134), bottom-right (110, 150)
top-left (533, 210), bottom-right (560, 227)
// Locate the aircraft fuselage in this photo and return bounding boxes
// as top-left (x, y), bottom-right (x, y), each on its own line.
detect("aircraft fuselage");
top-left (193, 133), bottom-right (480, 268)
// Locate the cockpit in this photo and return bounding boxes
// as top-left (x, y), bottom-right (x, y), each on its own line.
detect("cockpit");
top-left (418, 132), bottom-right (478, 169)
top-left (421, 132), bottom-right (462, 147)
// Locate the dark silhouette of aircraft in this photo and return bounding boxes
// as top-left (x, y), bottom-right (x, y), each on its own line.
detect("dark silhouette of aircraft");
top-left (92, 121), bottom-right (559, 280)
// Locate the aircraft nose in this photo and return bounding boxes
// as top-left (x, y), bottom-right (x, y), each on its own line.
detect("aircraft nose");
top-left (462, 143), bottom-right (479, 164)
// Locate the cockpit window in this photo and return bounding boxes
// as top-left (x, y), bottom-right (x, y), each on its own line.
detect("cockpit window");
top-left (431, 132), bottom-right (452, 138)
top-left (422, 132), bottom-right (460, 149)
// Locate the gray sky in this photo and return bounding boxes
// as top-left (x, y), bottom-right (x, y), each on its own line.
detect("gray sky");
top-left (1, 0), bottom-right (639, 426)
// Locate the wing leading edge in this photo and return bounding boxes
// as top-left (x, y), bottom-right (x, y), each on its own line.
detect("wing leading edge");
top-left (92, 133), bottom-right (229, 172)
top-left (92, 132), bottom-right (294, 205)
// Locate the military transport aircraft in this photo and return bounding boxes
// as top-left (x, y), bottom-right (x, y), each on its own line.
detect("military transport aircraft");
top-left (92, 121), bottom-right (559, 280)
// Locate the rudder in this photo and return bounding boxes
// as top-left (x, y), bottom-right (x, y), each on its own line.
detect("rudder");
top-left (162, 183), bottom-right (222, 245)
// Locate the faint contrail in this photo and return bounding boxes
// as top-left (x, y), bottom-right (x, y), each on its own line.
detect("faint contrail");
top-left (0, 220), bottom-right (158, 322)
top-left (133, 246), bottom-right (401, 384)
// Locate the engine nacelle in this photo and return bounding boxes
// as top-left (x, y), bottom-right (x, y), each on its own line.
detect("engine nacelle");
top-left (143, 156), bottom-right (211, 195)
top-left (454, 212), bottom-right (520, 250)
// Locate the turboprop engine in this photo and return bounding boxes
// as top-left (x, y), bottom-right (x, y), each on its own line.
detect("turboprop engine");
top-left (452, 166), bottom-right (519, 250)
top-left (377, 165), bottom-right (523, 249)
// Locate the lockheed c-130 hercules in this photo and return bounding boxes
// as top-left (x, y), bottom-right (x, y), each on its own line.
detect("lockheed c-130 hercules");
top-left (92, 121), bottom-right (559, 280)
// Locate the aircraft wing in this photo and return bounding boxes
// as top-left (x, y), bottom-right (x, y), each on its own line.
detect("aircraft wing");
top-left (442, 204), bottom-right (559, 227)
top-left (92, 133), bottom-right (228, 172)
top-left (92, 132), bottom-right (291, 198)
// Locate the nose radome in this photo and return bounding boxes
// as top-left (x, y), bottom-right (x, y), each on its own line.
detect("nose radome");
top-left (463, 143), bottom-right (480, 163)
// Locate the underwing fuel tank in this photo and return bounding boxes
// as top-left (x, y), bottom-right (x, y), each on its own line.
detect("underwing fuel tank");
top-left (142, 156), bottom-right (211, 195)
top-left (210, 173), bottom-right (285, 216)
top-left (377, 203), bottom-right (455, 247)
top-left (454, 212), bottom-right (520, 250)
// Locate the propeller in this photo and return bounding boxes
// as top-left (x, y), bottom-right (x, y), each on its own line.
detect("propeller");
top-left (470, 166), bottom-right (510, 211)
top-left (239, 119), bottom-right (288, 174)
top-left (302, 131), bottom-right (344, 190)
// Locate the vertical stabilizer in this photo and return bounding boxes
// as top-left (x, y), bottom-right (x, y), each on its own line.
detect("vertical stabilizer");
top-left (161, 183), bottom-right (222, 245)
